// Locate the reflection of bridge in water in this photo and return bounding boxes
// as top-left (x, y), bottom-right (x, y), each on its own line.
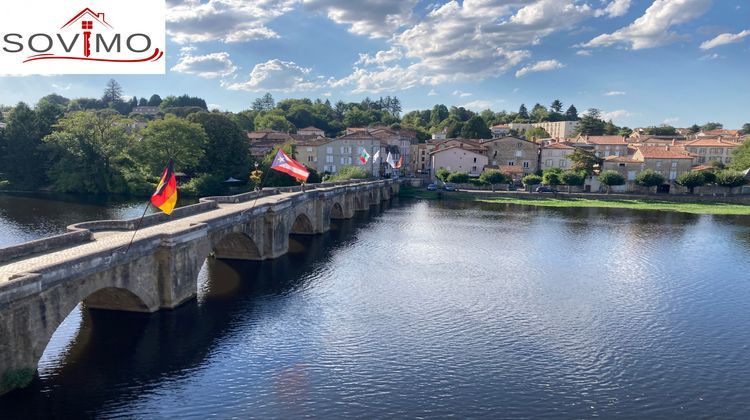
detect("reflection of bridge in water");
top-left (0, 179), bottom-right (400, 395)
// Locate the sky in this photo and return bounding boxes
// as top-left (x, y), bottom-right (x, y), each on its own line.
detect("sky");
top-left (1, 0), bottom-right (749, 129)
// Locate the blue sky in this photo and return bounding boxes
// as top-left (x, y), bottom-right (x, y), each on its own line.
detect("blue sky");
top-left (1, 0), bottom-right (749, 128)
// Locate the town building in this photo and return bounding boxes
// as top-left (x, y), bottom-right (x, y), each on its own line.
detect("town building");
top-left (490, 124), bottom-right (511, 138)
top-left (683, 138), bottom-right (740, 165)
top-left (295, 132), bottom-right (381, 176)
top-left (410, 143), bottom-right (437, 175)
top-left (540, 142), bottom-right (575, 171)
top-left (573, 135), bottom-right (630, 158)
top-left (297, 126), bottom-right (325, 137)
top-left (246, 130), bottom-right (295, 158)
top-left (602, 145), bottom-right (695, 183)
top-left (131, 106), bottom-right (159, 115)
top-left (430, 146), bottom-right (488, 179)
top-left (431, 128), bottom-right (448, 140)
top-left (480, 137), bottom-right (540, 174)
top-left (508, 121), bottom-right (580, 139)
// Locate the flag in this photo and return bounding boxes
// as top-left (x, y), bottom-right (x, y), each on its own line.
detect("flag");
top-left (271, 149), bottom-right (310, 182)
top-left (373, 150), bottom-right (381, 163)
top-left (151, 160), bottom-right (178, 215)
top-left (386, 151), bottom-right (396, 169)
top-left (395, 155), bottom-right (403, 169)
top-left (359, 148), bottom-right (371, 165)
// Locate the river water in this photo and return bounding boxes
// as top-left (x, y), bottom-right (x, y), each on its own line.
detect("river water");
top-left (2, 194), bottom-right (750, 418)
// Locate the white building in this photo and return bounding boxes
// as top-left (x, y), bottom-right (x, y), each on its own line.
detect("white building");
top-left (430, 146), bottom-right (488, 179)
top-left (509, 121), bottom-right (580, 140)
top-left (540, 142), bottom-right (575, 170)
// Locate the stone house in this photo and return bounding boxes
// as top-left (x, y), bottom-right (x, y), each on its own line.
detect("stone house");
top-left (573, 135), bottom-right (630, 158)
top-left (480, 137), bottom-right (540, 174)
top-left (540, 142), bottom-right (575, 171)
top-left (295, 132), bottom-right (381, 177)
top-left (683, 138), bottom-right (740, 165)
top-left (430, 146), bottom-right (488, 179)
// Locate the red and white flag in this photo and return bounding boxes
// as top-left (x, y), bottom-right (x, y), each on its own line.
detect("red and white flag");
top-left (271, 149), bottom-right (310, 182)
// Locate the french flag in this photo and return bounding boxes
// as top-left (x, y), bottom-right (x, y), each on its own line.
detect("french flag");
top-left (270, 149), bottom-right (310, 182)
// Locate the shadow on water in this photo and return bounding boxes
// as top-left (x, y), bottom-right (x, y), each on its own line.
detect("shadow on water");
top-left (0, 202), bottom-right (389, 418)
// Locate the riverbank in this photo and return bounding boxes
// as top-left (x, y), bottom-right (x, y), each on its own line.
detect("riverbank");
top-left (399, 186), bottom-right (750, 215)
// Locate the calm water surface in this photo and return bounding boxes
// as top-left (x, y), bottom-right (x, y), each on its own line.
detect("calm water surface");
top-left (2, 197), bottom-right (750, 418)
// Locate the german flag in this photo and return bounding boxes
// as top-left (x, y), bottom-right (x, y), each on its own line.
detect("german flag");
top-left (150, 160), bottom-right (177, 215)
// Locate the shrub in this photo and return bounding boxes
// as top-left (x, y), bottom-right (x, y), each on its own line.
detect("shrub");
top-left (447, 172), bottom-right (470, 184)
top-left (324, 166), bottom-right (368, 182)
top-left (716, 170), bottom-right (747, 189)
top-left (522, 174), bottom-right (542, 187)
top-left (598, 170), bottom-right (625, 193)
top-left (635, 169), bottom-right (665, 193)
top-left (436, 168), bottom-right (450, 183)
top-left (676, 171), bottom-right (706, 194)
top-left (181, 174), bottom-right (226, 197)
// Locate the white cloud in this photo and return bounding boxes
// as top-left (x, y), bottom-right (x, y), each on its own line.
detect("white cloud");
top-left (576, 49), bottom-right (592, 56)
top-left (604, 90), bottom-right (626, 96)
top-left (167, 0), bottom-right (297, 43)
top-left (222, 59), bottom-right (323, 92)
top-left (355, 47), bottom-right (403, 66)
top-left (595, 0), bottom-right (632, 18)
top-left (700, 29), bottom-right (750, 50)
top-left (321, 92), bottom-right (332, 97)
top-left (582, 0), bottom-right (712, 50)
top-left (171, 52), bottom-right (237, 78)
top-left (452, 90), bottom-right (472, 97)
top-left (208, 103), bottom-right (223, 110)
top-left (51, 83), bottom-right (72, 91)
top-left (335, 0), bottom-right (592, 92)
top-left (302, 0), bottom-right (419, 38)
top-left (662, 117), bottom-right (680, 125)
top-left (427, 89), bottom-right (437, 96)
top-left (515, 59), bottom-right (565, 77)
top-left (462, 100), bottom-right (494, 111)
top-left (601, 109), bottom-right (633, 122)
top-left (699, 52), bottom-right (723, 60)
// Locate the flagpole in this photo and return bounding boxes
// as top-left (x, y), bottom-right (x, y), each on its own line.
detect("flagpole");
top-left (123, 201), bottom-right (151, 254)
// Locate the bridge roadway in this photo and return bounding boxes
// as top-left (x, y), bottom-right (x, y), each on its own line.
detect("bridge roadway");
top-left (0, 179), bottom-right (399, 395)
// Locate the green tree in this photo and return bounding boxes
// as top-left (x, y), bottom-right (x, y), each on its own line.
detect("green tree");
top-left (604, 119), bottom-right (619, 135)
top-left (522, 174), bottom-right (542, 188)
top-left (460, 116), bottom-right (492, 139)
top-left (530, 103), bottom-right (549, 122)
top-left (676, 171), bottom-right (706, 194)
top-left (147, 94), bottom-right (162, 107)
top-left (730, 139), bottom-right (750, 171)
top-left (635, 169), bottom-right (665, 194)
top-left (188, 112), bottom-right (251, 178)
top-left (252, 93), bottom-right (275, 111)
top-left (430, 104), bottom-right (449, 126)
top-left (1, 103), bottom-right (47, 189)
top-left (479, 109), bottom-right (497, 126)
top-left (560, 170), bottom-right (585, 192)
top-left (479, 170), bottom-right (509, 191)
top-left (576, 108), bottom-right (606, 136)
top-left (436, 168), bottom-right (451, 183)
top-left (618, 127), bottom-right (633, 137)
top-left (564, 104), bottom-right (579, 121)
top-left (447, 172), bottom-right (470, 184)
top-left (701, 122), bottom-right (723, 131)
top-left (102, 79), bottom-right (123, 105)
top-left (645, 125), bottom-right (677, 136)
top-left (524, 126), bottom-right (550, 141)
top-left (598, 170), bottom-right (625, 194)
top-left (715, 170), bottom-right (747, 192)
top-left (550, 99), bottom-right (563, 113)
top-left (139, 115), bottom-right (208, 175)
top-left (255, 110), bottom-right (295, 132)
top-left (569, 148), bottom-right (601, 175)
top-left (517, 104), bottom-right (529, 121)
top-left (542, 167), bottom-right (563, 186)
top-left (740, 123), bottom-right (750, 135)
top-left (43, 110), bottom-right (134, 194)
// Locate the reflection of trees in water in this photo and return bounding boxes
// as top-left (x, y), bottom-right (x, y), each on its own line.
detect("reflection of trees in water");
top-left (0, 205), bottom-right (384, 417)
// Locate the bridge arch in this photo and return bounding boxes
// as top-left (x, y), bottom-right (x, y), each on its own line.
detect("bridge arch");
top-left (290, 212), bottom-right (314, 235)
top-left (330, 201), bottom-right (345, 220)
top-left (211, 231), bottom-right (262, 261)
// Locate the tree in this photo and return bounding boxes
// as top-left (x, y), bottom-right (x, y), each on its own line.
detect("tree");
top-left (522, 174), bottom-right (542, 188)
top-left (645, 125), bottom-right (677, 136)
top-left (576, 108), bottom-right (606, 136)
top-left (479, 170), bottom-right (509, 191)
top-left (740, 123), bottom-right (750, 135)
top-left (564, 104), bottom-right (579, 121)
top-left (479, 109), bottom-right (497, 126)
top-left (147, 94), bottom-right (162, 107)
top-left (715, 170), bottom-right (747, 193)
top-left (447, 172), bottom-right (470, 184)
top-left (604, 120), bottom-right (619, 135)
top-left (560, 170), bottom-right (585, 192)
top-left (676, 171), bottom-right (706, 194)
top-left (1, 103), bottom-right (47, 188)
top-left (618, 127), bottom-right (633, 137)
top-left (530, 103), bottom-right (549, 122)
top-left (517, 104), bottom-right (529, 121)
top-left (102, 79), bottom-right (123, 105)
top-left (701, 122), bottom-right (723, 132)
top-left (730, 139), bottom-right (750, 171)
top-left (460, 116), bottom-right (492, 139)
top-left (550, 99), bottom-right (563, 113)
top-left (598, 170), bottom-right (625, 194)
top-left (542, 168), bottom-right (563, 187)
top-left (43, 110), bottom-right (134, 194)
top-left (430, 104), bottom-right (449, 126)
top-left (524, 127), bottom-right (550, 141)
top-left (139, 115), bottom-right (208, 175)
top-left (569, 148), bottom-right (601, 175)
top-left (252, 93), bottom-right (275, 112)
top-left (138, 97), bottom-right (148, 106)
top-left (635, 169), bottom-right (665, 194)
top-left (161, 94), bottom-right (208, 110)
top-left (255, 110), bottom-right (295, 132)
top-left (436, 168), bottom-right (451, 183)
top-left (188, 112), bottom-right (251, 178)
top-left (688, 124), bottom-right (701, 134)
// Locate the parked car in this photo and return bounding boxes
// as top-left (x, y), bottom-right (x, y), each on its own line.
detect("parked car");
top-left (427, 183), bottom-right (437, 191)
top-left (444, 183), bottom-right (456, 192)
top-left (535, 186), bottom-right (558, 193)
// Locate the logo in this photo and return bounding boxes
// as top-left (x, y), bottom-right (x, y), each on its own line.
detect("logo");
top-left (1, 0), bottom-right (165, 75)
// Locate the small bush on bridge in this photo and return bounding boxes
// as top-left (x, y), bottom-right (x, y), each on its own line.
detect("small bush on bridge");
top-left (324, 166), bottom-right (369, 182)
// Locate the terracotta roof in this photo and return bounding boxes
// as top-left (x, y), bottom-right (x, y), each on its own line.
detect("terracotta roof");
top-left (429, 145), bottom-right (487, 156)
top-left (542, 142), bottom-right (575, 150)
top-left (691, 165), bottom-right (714, 172)
top-left (498, 165), bottom-right (524, 174)
top-left (577, 135), bottom-right (627, 145)
top-left (702, 129), bottom-right (739, 136)
top-left (684, 138), bottom-right (741, 147)
top-left (635, 146), bottom-right (694, 159)
top-left (298, 126), bottom-right (323, 131)
top-left (604, 155), bottom-right (639, 163)
top-left (337, 132), bottom-right (378, 140)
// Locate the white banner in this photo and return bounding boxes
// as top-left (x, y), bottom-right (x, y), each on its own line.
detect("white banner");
top-left (0, 0), bottom-right (165, 75)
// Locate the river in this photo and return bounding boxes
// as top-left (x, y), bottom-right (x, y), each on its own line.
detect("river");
top-left (1, 194), bottom-right (750, 418)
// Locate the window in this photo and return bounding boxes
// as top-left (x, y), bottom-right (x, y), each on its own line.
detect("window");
top-left (619, 163), bottom-right (626, 167)
top-left (699, 148), bottom-right (706, 154)
top-left (82, 21), bottom-right (93, 30)
top-left (473, 157), bottom-right (477, 163)
top-left (517, 142), bottom-right (522, 149)
top-left (671, 161), bottom-right (677, 168)
top-left (326, 155), bottom-right (333, 163)
top-left (656, 161), bottom-right (662, 168)
top-left (326, 146), bottom-right (333, 154)
top-left (559, 160), bottom-right (567, 168)
top-left (306, 147), bottom-right (313, 152)
top-left (515, 150), bottom-right (523, 157)
top-left (545, 159), bottom-right (553, 167)
top-left (669, 170), bottom-right (677, 180)
top-left (508, 161), bottom-right (515, 166)
top-left (307, 156), bottom-right (314, 162)
top-left (628, 171), bottom-right (636, 180)
top-left (523, 161), bottom-right (530, 168)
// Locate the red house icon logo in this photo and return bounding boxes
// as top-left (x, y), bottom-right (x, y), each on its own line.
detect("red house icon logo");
top-left (61, 8), bottom-right (113, 57)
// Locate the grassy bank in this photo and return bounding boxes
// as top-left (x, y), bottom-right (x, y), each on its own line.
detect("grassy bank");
top-left (399, 186), bottom-right (750, 215)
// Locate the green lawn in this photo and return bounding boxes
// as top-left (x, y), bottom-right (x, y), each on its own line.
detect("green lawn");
top-left (399, 187), bottom-right (750, 215)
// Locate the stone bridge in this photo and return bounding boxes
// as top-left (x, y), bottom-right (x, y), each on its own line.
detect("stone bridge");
top-left (0, 179), bottom-right (400, 395)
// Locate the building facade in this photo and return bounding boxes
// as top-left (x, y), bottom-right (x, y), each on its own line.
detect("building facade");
top-left (480, 137), bottom-right (540, 174)
top-left (540, 142), bottom-right (575, 171)
top-left (430, 146), bottom-right (488, 179)
top-left (683, 138), bottom-right (740, 165)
